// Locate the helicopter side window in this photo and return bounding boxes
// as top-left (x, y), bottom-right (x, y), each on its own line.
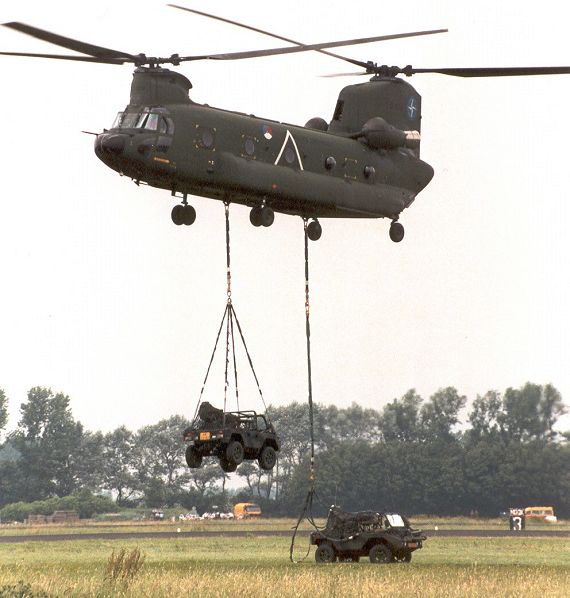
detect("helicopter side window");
top-left (120, 112), bottom-right (140, 129)
top-left (143, 113), bottom-right (159, 130)
top-left (136, 112), bottom-right (150, 128)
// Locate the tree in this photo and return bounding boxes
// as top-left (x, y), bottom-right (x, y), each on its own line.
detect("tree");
top-left (187, 461), bottom-right (222, 496)
top-left (420, 387), bottom-right (467, 441)
top-left (101, 426), bottom-right (140, 505)
top-left (467, 390), bottom-right (502, 444)
top-left (380, 389), bottom-right (423, 442)
top-left (12, 387), bottom-right (84, 500)
top-left (499, 383), bottom-right (566, 443)
top-left (0, 388), bottom-right (8, 441)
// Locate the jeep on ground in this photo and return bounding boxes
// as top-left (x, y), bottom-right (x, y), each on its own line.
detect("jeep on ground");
top-left (310, 506), bottom-right (426, 563)
top-left (183, 402), bottom-right (280, 473)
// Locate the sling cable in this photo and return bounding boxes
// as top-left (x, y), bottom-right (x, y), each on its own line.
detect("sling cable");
top-left (290, 218), bottom-right (323, 563)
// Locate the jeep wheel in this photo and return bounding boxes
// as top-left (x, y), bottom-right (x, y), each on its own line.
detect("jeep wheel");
top-left (219, 457), bottom-right (237, 473)
top-left (395, 552), bottom-right (412, 563)
top-left (185, 446), bottom-right (202, 468)
top-left (369, 544), bottom-right (393, 564)
top-left (315, 542), bottom-right (336, 563)
top-left (226, 440), bottom-right (244, 465)
top-left (258, 445), bottom-right (277, 470)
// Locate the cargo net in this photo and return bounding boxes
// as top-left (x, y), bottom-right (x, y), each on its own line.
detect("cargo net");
top-left (189, 402), bottom-right (252, 431)
top-left (323, 507), bottom-right (387, 539)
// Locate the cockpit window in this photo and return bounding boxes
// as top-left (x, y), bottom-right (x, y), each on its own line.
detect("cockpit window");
top-left (112, 108), bottom-right (173, 134)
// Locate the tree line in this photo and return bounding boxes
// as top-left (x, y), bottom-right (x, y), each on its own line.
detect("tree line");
top-left (0, 383), bottom-right (569, 520)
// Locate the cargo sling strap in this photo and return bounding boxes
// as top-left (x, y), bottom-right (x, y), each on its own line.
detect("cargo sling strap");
top-left (192, 202), bottom-right (269, 426)
top-left (290, 219), bottom-right (320, 563)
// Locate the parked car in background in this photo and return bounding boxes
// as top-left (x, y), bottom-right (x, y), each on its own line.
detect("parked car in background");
top-left (233, 503), bottom-right (262, 519)
top-left (524, 506), bottom-right (557, 522)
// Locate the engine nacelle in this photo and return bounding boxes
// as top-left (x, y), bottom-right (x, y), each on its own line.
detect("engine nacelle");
top-left (360, 117), bottom-right (420, 150)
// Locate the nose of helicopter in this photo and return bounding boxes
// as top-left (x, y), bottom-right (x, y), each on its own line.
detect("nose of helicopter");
top-left (95, 133), bottom-right (127, 157)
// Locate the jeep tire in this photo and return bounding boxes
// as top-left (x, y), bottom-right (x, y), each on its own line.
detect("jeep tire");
top-left (315, 542), bottom-right (336, 563)
top-left (258, 445), bottom-right (277, 470)
top-left (369, 543), bottom-right (393, 564)
top-left (185, 446), bottom-right (202, 468)
top-left (226, 440), bottom-right (244, 465)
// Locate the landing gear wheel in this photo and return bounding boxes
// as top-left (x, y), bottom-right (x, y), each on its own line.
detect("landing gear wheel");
top-left (315, 542), bottom-right (336, 563)
top-left (389, 221), bottom-right (404, 243)
top-left (258, 445), bottom-right (277, 471)
top-left (369, 543), bottom-right (393, 564)
top-left (171, 204), bottom-right (185, 226)
top-left (250, 207), bottom-right (263, 227)
top-left (172, 204), bottom-right (196, 226)
top-left (185, 446), bottom-right (202, 468)
top-left (219, 457), bottom-right (237, 473)
top-left (182, 204), bottom-right (196, 226)
top-left (259, 206), bottom-right (274, 227)
top-left (225, 440), bottom-right (244, 465)
top-left (306, 219), bottom-right (322, 241)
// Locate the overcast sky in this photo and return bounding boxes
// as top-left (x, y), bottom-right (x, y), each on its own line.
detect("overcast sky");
top-left (0, 0), bottom-right (569, 434)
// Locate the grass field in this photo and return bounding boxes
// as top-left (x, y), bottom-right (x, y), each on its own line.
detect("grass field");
top-left (0, 534), bottom-right (569, 597)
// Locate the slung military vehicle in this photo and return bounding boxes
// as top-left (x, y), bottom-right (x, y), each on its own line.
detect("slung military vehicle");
top-left (183, 402), bottom-right (280, 473)
top-left (2, 5), bottom-right (570, 242)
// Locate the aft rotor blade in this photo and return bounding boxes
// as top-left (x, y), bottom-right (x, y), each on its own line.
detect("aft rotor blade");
top-left (179, 29), bottom-right (448, 62)
top-left (2, 22), bottom-right (136, 61)
top-left (168, 3), bottom-right (369, 68)
top-left (411, 66), bottom-right (570, 77)
top-left (0, 50), bottom-right (125, 64)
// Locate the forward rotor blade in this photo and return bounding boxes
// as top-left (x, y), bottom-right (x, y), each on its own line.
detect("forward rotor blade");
top-left (2, 22), bottom-right (136, 61)
top-left (411, 66), bottom-right (570, 77)
top-left (168, 3), bottom-right (369, 68)
top-left (0, 50), bottom-right (125, 64)
top-left (179, 29), bottom-right (448, 62)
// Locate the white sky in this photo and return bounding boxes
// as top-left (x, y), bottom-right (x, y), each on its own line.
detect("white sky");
top-left (0, 0), bottom-right (569, 434)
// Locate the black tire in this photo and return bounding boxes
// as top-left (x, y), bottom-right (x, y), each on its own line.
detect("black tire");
top-left (185, 445), bottom-right (202, 468)
top-left (226, 440), bottom-right (244, 465)
top-left (307, 220), bottom-right (322, 241)
top-left (315, 542), bottom-right (336, 563)
top-left (369, 543), bottom-right (393, 564)
top-left (182, 204), bottom-right (196, 225)
top-left (171, 204), bottom-right (185, 226)
top-left (389, 221), bottom-right (405, 243)
top-left (219, 457), bottom-right (237, 473)
top-left (250, 207), bottom-right (262, 227)
top-left (260, 206), bottom-right (274, 227)
top-left (258, 445), bottom-right (277, 471)
top-left (395, 552), bottom-right (412, 563)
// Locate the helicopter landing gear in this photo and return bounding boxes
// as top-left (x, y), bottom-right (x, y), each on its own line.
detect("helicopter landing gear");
top-left (249, 204), bottom-right (274, 227)
top-left (389, 220), bottom-right (404, 243)
top-left (306, 219), bottom-right (322, 241)
top-left (171, 196), bottom-right (196, 226)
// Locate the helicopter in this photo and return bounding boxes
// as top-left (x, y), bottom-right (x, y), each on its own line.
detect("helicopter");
top-left (2, 5), bottom-right (570, 242)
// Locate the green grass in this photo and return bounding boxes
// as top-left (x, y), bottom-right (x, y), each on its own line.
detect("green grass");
top-left (0, 536), bottom-right (569, 597)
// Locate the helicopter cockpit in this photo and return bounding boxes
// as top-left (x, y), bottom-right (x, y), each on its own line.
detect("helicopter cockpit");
top-left (111, 107), bottom-right (173, 134)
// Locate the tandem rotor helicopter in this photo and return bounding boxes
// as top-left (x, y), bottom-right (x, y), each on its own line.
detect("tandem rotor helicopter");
top-left (2, 5), bottom-right (570, 242)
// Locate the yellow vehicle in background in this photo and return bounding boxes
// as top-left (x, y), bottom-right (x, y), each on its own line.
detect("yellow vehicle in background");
top-left (524, 506), bottom-right (557, 522)
top-left (233, 503), bottom-right (262, 519)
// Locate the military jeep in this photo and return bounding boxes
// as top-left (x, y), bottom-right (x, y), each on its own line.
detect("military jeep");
top-left (310, 506), bottom-right (426, 563)
top-left (183, 402), bottom-right (280, 473)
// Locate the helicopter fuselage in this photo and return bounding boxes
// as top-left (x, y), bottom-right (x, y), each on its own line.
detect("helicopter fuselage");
top-left (94, 68), bottom-right (434, 227)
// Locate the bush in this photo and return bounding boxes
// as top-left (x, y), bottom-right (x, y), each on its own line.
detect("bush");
top-left (0, 491), bottom-right (118, 522)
